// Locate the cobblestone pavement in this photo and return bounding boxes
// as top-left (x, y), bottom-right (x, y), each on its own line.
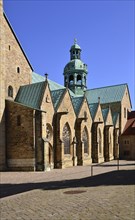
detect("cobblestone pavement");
top-left (0, 160), bottom-right (135, 220)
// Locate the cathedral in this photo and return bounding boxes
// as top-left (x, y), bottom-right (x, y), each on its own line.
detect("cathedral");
top-left (0, 1), bottom-right (133, 171)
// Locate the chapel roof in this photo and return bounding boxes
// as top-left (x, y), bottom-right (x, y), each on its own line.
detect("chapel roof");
top-left (112, 112), bottom-right (119, 126)
top-left (32, 72), bottom-right (65, 91)
top-left (101, 108), bottom-right (109, 122)
top-left (51, 89), bottom-right (66, 111)
top-left (86, 83), bottom-right (129, 104)
top-left (71, 96), bottom-right (84, 115)
top-left (15, 81), bottom-right (46, 109)
top-left (30, 72), bottom-right (132, 120)
top-left (88, 103), bottom-right (99, 120)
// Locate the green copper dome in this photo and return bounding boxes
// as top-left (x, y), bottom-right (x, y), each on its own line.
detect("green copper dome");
top-left (64, 59), bottom-right (88, 73)
top-left (70, 39), bottom-right (81, 51)
top-left (70, 43), bottom-right (81, 51)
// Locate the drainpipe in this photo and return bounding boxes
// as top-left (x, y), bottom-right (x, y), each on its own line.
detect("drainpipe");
top-left (33, 110), bottom-right (36, 171)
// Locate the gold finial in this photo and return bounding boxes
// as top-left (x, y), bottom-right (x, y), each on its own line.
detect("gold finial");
top-left (74, 38), bottom-right (77, 44)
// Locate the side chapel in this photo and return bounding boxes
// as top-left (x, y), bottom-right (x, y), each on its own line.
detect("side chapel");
top-left (0, 0), bottom-right (133, 171)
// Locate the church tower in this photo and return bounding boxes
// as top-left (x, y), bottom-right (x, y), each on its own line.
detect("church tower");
top-left (63, 39), bottom-right (88, 95)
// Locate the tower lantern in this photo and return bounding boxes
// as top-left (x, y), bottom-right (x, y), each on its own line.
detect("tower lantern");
top-left (63, 40), bottom-right (88, 95)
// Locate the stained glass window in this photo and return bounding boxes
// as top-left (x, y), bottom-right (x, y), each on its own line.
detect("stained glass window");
top-left (62, 123), bottom-right (71, 154)
top-left (82, 127), bottom-right (88, 154)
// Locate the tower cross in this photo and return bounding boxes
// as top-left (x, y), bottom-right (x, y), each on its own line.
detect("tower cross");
top-left (74, 38), bottom-right (77, 44)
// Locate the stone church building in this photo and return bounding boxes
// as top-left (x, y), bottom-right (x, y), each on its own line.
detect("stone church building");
top-left (0, 1), bottom-right (133, 171)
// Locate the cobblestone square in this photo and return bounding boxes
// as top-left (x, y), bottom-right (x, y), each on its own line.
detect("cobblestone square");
top-left (0, 160), bottom-right (135, 220)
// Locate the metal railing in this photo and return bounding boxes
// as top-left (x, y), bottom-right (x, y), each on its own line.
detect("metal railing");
top-left (91, 158), bottom-right (120, 176)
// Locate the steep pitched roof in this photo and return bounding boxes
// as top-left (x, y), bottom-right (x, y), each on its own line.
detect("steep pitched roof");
top-left (15, 82), bottom-right (46, 109)
top-left (102, 108), bottom-right (109, 122)
top-left (51, 89), bottom-right (66, 111)
top-left (4, 14), bottom-right (33, 71)
top-left (32, 72), bottom-right (65, 91)
top-left (71, 96), bottom-right (84, 115)
top-left (86, 84), bottom-right (129, 104)
top-left (112, 112), bottom-right (119, 126)
top-left (89, 103), bottom-right (99, 120)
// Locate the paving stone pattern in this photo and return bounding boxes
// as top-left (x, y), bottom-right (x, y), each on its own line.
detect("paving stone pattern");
top-left (0, 160), bottom-right (135, 220)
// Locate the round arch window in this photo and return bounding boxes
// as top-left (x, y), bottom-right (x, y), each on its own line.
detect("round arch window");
top-left (8, 86), bottom-right (13, 98)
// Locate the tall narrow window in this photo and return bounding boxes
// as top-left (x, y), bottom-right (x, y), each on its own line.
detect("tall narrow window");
top-left (69, 75), bottom-right (73, 85)
top-left (82, 126), bottom-right (89, 154)
top-left (124, 108), bottom-right (127, 118)
top-left (62, 123), bottom-right (71, 154)
top-left (8, 86), bottom-right (13, 97)
top-left (77, 75), bottom-right (82, 85)
top-left (109, 133), bottom-right (112, 155)
top-left (98, 128), bottom-right (102, 154)
top-left (65, 76), bottom-right (68, 86)
top-left (17, 67), bottom-right (20, 73)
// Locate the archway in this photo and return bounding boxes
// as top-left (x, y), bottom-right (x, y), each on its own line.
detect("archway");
top-left (77, 75), bottom-right (82, 85)
top-left (69, 75), bottom-right (74, 85)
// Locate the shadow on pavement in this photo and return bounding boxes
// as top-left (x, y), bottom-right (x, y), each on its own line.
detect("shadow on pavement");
top-left (0, 170), bottom-right (135, 199)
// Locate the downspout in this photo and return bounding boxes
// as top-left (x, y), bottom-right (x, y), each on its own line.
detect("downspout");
top-left (33, 110), bottom-right (36, 171)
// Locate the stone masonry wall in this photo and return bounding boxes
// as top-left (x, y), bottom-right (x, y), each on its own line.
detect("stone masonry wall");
top-left (6, 100), bottom-right (35, 171)
top-left (0, 0), bottom-right (6, 170)
top-left (57, 90), bottom-right (76, 168)
top-left (0, 1), bottom-right (33, 170)
top-left (78, 98), bottom-right (92, 165)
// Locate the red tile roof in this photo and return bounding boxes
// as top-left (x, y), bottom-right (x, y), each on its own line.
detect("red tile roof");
top-left (122, 111), bottom-right (135, 135)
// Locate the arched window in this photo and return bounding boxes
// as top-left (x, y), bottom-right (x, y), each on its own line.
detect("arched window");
top-left (46, 123), bottom-right (53, 141)
top-left (62, 123), bottom-right (71, 154)
top-left (109, 133), bottom-right (113, 155)
top-left (82, 126), bottom-right (89, 154)
top-left (69, 75), bottom-right (74, 85)
top-left (8, 86), bottom-right (13, 98)
top-left (77, 75), bottom-right (82, 85)
top-left (65, 76), bottom-right (68, 86)
top-left (98, 128), bottom-right (102, 154)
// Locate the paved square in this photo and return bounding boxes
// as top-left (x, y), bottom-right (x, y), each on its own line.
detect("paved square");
top-left (0, 160), bottom-right (135, 220)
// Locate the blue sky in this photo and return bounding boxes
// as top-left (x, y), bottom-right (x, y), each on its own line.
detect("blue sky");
top-left (4, 0), bottom-right (135, 108)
